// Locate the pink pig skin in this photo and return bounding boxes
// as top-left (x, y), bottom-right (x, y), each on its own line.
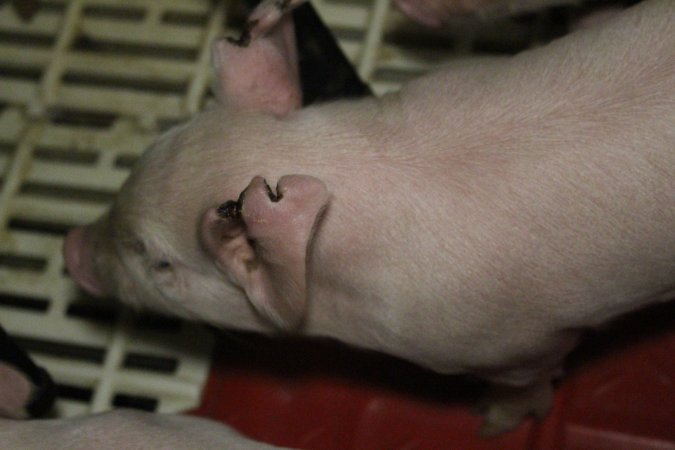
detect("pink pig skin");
top-left (394, 0), bottom-right (581, 26)
top-left (0, 410), bottom-right (290, 450)
top-left (63, 0), bottom-right (674, 436)
top-left (0, 364), bottom-right (32, 419)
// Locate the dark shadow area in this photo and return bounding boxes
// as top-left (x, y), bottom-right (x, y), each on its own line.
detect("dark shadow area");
top-left (206, 300), bottom-right (673, 408)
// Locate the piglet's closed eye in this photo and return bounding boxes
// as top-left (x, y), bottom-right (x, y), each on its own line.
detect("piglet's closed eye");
top-left (200, 175), bottom-right (329, 330)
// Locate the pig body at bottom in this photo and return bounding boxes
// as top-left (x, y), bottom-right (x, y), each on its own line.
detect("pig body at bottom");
top-left (0, 411), bottom-right (288, 450)
top-left (64, 0), bottom-right (674, 435)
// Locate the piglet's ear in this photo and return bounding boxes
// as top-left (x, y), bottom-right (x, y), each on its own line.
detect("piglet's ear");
top-left (211, 12), bottom-right (301, 117)
top-left (200, 175), bottom-right (329, 330)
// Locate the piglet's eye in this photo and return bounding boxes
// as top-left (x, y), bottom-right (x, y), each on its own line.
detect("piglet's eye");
top-left (131, 240), bottom-right (146, 254)
top-left (153, 261), bottom-right (172, 271)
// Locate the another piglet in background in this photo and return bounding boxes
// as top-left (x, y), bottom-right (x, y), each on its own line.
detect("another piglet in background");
top-left (393, 0), bottom-right (623, 27)
top-left (248, 0), bottom-right (584, 32)
top-left (0, 329), bottom-right (283, 449)
top-left (0, 410), bottom-right (288, 449)
top-left (245, 0), bottom-right (589, 38)
top-left (63, 0), bottom-right (674, 436)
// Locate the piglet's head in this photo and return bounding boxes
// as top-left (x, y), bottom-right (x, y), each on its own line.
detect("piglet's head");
top-left (64, 12), bottom-right (328, 331)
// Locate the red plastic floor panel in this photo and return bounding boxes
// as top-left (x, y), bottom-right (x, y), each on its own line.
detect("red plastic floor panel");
top-left (191, 303), bottom-right (674, 449)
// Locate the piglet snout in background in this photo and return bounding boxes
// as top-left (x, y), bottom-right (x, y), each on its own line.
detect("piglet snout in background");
top-left (63, 226), bottom-right (105, 297)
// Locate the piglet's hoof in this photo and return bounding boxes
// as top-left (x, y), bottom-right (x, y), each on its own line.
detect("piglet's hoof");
top-left (477, 378), bottom-right (553, 437)
top-left (226, 0), bottom-right (302, 47)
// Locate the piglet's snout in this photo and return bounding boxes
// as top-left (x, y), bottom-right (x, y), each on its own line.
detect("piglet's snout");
top-left (63, 226), bottom-right (105, 297)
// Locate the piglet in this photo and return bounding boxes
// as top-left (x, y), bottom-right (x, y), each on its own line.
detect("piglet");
top-left (63, 0), bottom-right (674, 436)
top-left (393, 0), bottom-right (592, 27)
top-left (245, 0), bottom-right (584, 31)
top-left (0, 410), bottom-right (288, 449)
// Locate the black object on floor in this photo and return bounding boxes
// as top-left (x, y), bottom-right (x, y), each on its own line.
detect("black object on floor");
top-left (0, 325), bottom-right (57, 418)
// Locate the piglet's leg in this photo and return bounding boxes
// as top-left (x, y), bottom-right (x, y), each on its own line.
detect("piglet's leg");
top-left (477, 371), bottom-right (556, 437)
